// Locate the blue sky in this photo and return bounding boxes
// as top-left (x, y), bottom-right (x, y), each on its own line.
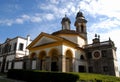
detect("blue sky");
top-left (0, 0), bottom-right (120, 68)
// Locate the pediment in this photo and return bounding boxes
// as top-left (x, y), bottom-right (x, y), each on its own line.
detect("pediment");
top-left (33, 36), bottom-right (57, 47)
top-left (27, 32), bottom-right (63, 49)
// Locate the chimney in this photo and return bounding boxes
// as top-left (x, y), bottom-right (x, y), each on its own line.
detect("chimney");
top-left (27, 35), bottom-right (30, 46)
top-left (27, 35), bottom-right (30, 41)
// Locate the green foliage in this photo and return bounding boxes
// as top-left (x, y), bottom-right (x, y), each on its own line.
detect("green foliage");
top-left (7, 69), bottom-right (79, 82)
top-left (71, 72), bottom-right (120, 82)
top-left (7, 69), bottom-right (120, 82)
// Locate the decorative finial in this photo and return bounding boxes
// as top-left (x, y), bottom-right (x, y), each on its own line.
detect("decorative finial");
top-left (95, 34), bottom-right (97, 38)
top-left (65, 14), bottom-right (66, 17)
top-left (98, 35), bottom-right (100, 39)
top-left (109, 37), bottom-right (111, 41)
top-left (65, 12), bottom-right (67, 17)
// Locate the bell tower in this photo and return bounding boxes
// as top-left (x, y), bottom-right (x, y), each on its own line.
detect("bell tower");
top-left (61, 14), bottom-right (71, 30)
top-left (74, 10), bottom-right (87, 39)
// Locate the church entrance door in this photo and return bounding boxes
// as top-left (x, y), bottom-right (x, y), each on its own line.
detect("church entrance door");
top-left (79, 65), bottom-right (86, 72)
top-left (49, 49), bottom-right (59, 71)
top-left (51, 62), bottom-right (58, 71)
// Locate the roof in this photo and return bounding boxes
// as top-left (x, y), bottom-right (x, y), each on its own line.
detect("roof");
top-left (84, 40), bottom-right (115, 49)
top-left (0, 36), bottom-right (32, 45)
top-left (27, 32), bottom-right (80, 50)
top-left (52, 30), bottom-right (86, 40)
top-left (61, 16), bottom-right (71, 24)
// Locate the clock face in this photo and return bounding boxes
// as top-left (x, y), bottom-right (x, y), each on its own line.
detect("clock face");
top-left (93, 51), bottom-right (100, 58)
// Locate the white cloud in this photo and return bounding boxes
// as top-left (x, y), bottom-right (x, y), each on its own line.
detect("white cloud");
top-left (45, 14), bottom-right (54, 20)
top-left (6, 20), bottom-right (13, 26)
top-left (90, 18), bottom-right (120, 32)
top-left (80, 0), bottom-right (120, 18)
top-left (0, 19), bottom-right (13, 26)
top-left (21, 14), bottom-right (30, 20)
top-left (0, 14), bottom-right (43, 26)
top-left (15, 18), bottom-right (24, 24)
top-left (49, 0), bottom-right (59, 4)
top-left (15, 14), bottom-right (30, 24)
top-left (31, 16), bottom-right (42, 22)
top-left (39, 1), bottom-right (78, 18)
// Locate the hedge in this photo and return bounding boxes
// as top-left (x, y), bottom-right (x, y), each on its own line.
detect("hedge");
top-left (7, 69), bottom-right (79, 82)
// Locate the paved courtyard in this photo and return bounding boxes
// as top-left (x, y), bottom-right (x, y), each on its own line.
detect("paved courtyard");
top-left (0, 76), bottom-right (25, 82)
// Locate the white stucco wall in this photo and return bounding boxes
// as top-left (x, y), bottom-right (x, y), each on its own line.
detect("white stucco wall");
top-left (32, 60), bottom-right (36, 69)
top-left (14, 61), bottom-right (23, 69)
top-left (61, 45), bottom-right (88, 72)
top-left (59, 35), bottom-right (78, 45)
top-left (62, 45), bottom-right (75, 57)
top-left (8, 62), bottom-right (12, 69)
top-left (17, 37), bottom-right (31, 56)
top-left (112, 49), bottom-right (119, 77)
top-left (114, 59), bottom-right (119, 77)
top-left (77, 36), bottom-right (86, 47)
top-left (0, 36), bottom-right (32, 72)
top-left (0, 57), bottom-right (3, 62)
top-left (6, 55), bottom-right (15, 61)
top-left (59, 35), bottom-right (86, 47)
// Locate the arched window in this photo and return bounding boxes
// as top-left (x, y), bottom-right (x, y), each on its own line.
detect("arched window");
top-left (80, 55), bottom-right (85, 60)
top-left (39, 51), bottom-right (46, 60)
top-left (30, 52), bottom-right (36, 59)
top-left (81, 24), bottom-right (84, 32)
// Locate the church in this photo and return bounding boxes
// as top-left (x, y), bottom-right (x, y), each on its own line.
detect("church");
top-left (26, 10), bottom-right (119, 77)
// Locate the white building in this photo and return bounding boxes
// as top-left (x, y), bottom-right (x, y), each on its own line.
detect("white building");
top-left (0, 35), bottom-right (32, 72)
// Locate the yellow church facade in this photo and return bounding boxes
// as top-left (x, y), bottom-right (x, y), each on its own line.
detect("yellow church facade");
top-left (27, 32), bottom-right (87, 72)
top-left (27, 11), bottom-right (88, 72)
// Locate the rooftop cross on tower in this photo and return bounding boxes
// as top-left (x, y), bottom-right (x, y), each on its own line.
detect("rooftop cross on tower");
top-left (65, 12), bottom-right (67, 18)
top-left (79, 6), bottom-right (81, 12)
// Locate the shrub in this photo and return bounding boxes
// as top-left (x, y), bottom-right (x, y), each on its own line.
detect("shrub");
top-left (7, 69), bottom-right (79, 82)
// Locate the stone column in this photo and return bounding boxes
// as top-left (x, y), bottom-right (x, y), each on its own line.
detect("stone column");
top-left (26, 59), bottom-right (32, 70)
top-left (62, 55), bottom-right (66, 72)
top-left (58, 55), bottom-right (62, 72)
top-left (85, 59), bottom-right (88, 73)
top-left (45, 56), bottom-right (51, 71)
top-left (36, 58), bottom-right (41, 70)
top-left (72, 58), bottom-right (76, 72)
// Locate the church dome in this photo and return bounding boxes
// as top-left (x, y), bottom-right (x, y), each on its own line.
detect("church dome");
top-left (75, 11), bottom-right (87, 23)
top-left (61, 15), bottom-right (71, 24)
top-left (76, 11), bottom-right (84, 19)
